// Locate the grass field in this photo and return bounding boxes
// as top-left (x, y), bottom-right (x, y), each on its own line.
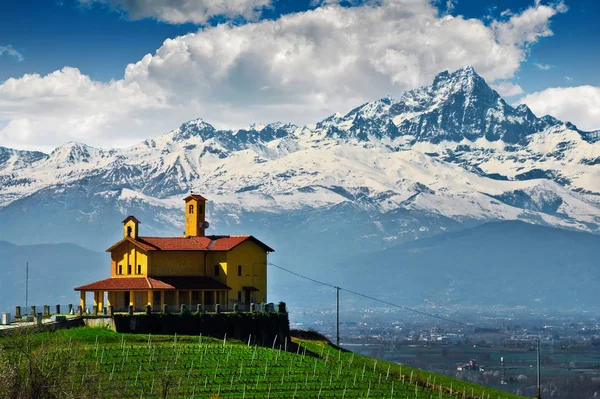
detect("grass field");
top-left (0, 327), bottom-right (527, 399)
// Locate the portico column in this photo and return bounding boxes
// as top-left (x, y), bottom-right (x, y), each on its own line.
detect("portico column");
top-left (98, 291), bottom-right (104, 311)
top-left (148, 291), bottom-right (154, 309)
top-left (80, 291), bottom-right (86, 310)
top-left (106, 292), bottom-right (112, 307)
top-left (175, 291), bottom-right (180, 307)
top-left (129, 290), bottom-right (135, 308)
top-left (93, 292), bottom-right (100, 315)
top-left (188, 291), bottom-right (192, 306)
top-left (160, 291), bottom-right (165, 309)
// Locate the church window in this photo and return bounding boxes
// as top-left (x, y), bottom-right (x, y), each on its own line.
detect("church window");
top-left (189, 205), bottom-right (194, 214)
top-left (117, 264), bottom-right (122, 275)
top-left (214, 264), bottom-right (220, 276)
top-left (137, 265), bottom-right (142, 274)
top-left (127, 226), bottom-right (132, 237)
top-left (127, 265), bottom-right (132, 275)
top-left (238, 265), bottom-right (242, 276)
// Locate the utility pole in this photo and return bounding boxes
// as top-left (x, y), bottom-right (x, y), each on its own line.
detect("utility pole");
top-left (25, 262), bottom-right (29, 309)
top-left (536, 338), bottom-right (541, 399)
top-left (336, 286), bottom-right (340, 346)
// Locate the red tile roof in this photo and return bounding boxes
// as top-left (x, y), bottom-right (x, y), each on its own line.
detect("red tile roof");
top-left (75, 277), bottom-right (155, 291)
top-left (184, 194), bottom-right (207, 201)
top-left (122, 235), bottom-right (274, 252)
top-left (75, 276), bottom-right (230, 291)
top-left (122, 215), bottom-right (140, 224)
top-left (208, 236), bottom-right (251, 251)
top-left (139, 237), bottom-right (210, 251)
top-left (105, 237), bottom-right (156, 252)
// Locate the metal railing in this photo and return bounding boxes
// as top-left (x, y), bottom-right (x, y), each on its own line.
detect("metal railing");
top-left (112, 303), bottom-right (273, 314)
top-left (12, 304), bottom-right (78, 318)
top-left (10, 302), bottom-right (277, 318)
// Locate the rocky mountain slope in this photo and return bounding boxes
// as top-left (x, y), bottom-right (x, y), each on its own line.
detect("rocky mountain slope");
top-left (0, 66), bottom-right (599, 271)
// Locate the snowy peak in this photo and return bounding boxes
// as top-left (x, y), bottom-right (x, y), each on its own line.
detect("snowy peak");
top-left (166, 119), bottom-right (298, 154)
top-left (385, 67), bottom-right (556, 144)
top-left (428, 65), bottom-right (497, 101)
top-left (172, 119), bottom-right (217, 142)
top-left (312, 67), bottom-right (524, 143)
top-left (0, 146), bottom-right (47, 172)
top-left (44, 142), bottom-right (101, 167)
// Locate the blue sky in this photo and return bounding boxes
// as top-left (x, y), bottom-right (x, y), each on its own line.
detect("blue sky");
top-left (0, 0), bottom-right (599, 151)
top-left (454, 0), bottom-right (600, 90)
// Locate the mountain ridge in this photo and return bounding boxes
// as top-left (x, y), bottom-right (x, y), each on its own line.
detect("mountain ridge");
top-left (1, 66), bottom-right (599, 255)
top-left (334, 220), bottom-right (600, 310)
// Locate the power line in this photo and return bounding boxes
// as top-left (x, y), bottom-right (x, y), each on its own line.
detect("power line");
top-left (269, 261), bottom-right (337, 289)
top-left (269, 260), bottom-right (545, 395)
top-left (268, 261), bottom-right (512, 337)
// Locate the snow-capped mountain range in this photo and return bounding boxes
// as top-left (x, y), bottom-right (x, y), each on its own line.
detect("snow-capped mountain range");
top-left (1, 66), bottom-right (600, 253)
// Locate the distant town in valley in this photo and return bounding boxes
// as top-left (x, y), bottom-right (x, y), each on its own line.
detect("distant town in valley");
top-left (295, 307), bottom-right (600, 399)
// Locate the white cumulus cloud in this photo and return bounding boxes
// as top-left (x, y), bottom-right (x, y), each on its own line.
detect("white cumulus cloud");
top-left (491, 1), bottom-right (566, 46)
top-left (0, 0), bottom-right (570, 152)
top-left (80, 0), bottom-right (273, 24)
top-left (491, 81), bottom-right (524, 97)
top-left (519, 86), bottom-right (600, 132)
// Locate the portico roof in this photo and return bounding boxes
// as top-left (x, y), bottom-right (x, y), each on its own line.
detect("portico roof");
top-left (74, 276), bottom-right (230, 291)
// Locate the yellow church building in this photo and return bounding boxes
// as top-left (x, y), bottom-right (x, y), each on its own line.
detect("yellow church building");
top-left (75, 194), bottom-right (273, 312)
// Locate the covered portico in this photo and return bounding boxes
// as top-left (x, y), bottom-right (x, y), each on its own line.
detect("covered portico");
top-left (75, 276), bottom-right (231, 312)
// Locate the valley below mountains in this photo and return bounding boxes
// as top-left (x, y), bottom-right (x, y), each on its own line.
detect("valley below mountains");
top-left (1, 66), bottom-right (599, 312)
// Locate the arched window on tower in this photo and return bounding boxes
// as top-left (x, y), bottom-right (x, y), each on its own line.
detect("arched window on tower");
top-left (189, 204), bottom-right (194, 214)
top-left (238, 265), bottom-right (242, 276)
top-left (127, 226), bottom-right (132, 237)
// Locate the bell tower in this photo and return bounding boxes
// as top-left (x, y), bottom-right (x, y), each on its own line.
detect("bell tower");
top-left (184, 194), bottom-right (209, 237)
top-left (122, 216), bottom-right (140, 239)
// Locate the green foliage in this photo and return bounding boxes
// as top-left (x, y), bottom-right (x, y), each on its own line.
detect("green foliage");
top-left (0, 330), bottom-right (101, 399)
top-left (0, 327), bottom-right (526, 399)
top-left (162, 304), bottom-right (169, 314)
top-left (233, 303), bottom-right (239, 313)
top-left (277, 301), bottom-right (287, 314)
top-left (180, 304), bottom-right (189, 315)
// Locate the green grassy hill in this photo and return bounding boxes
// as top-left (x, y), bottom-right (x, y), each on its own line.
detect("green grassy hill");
top-left (0, 327), bottom-right (526, 399)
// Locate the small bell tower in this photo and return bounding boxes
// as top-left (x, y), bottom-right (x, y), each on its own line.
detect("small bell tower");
top-left (123, 216), bottom-right (140, 239)
top-left (184, 194), bottom-right (209, 237)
